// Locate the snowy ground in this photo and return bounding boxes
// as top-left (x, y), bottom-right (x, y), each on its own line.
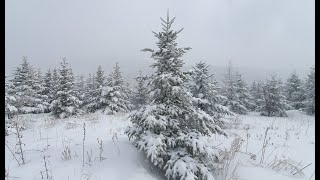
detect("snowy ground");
top-left (220, 110), bottom-right (315, 180)
top-left (5, 110), bottom-right (314, 180)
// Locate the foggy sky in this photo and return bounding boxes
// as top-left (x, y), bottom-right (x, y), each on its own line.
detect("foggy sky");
top-left (5, 0), bottom-right (314, 80)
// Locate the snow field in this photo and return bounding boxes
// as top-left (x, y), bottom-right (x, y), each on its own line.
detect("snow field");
top-left (5, 110), bottom-right (314, 180)
top-left (217, 110), bottom-right (315, 180)
top-left (5, 113), bottom-right (157, 180)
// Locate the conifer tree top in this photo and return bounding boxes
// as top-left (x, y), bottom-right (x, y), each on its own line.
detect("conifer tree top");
top-left (142, 11), bottom-right (191, 74)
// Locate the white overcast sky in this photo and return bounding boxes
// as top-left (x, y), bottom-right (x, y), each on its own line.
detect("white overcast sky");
top-left (5, 0), bottom-right (314, 78)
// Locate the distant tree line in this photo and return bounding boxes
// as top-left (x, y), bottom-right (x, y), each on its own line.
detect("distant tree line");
top-left (5, 57), bottom-right (314, 119)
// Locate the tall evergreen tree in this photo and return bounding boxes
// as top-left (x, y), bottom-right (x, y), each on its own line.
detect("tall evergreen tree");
top-left (260, 75), bottom-right (289, 117)
top-left (103, 63), bottom-right (133, 114)
top-left (126, 13), bottom-right (225, 180)
top-left (51, 68), bottom-right (60, 95)
top-left (32, 68), bottom-right (50, 113)
top-left (51, 58), bottom-right (82, 118)
top-left (189, 62), bottom-right (233, 124)
top-left (5, 76), bottom-right (18, 119)
top-left (303, 67), bottom-right (315, 115)
top-left (75, 74), bottom-right (86, 103)
top-left (10, 57), bottom-right (44, 114)
top-left (223, 63), bottom-right (249, 114)
top-left (86, 66), bottom-right (109, 112)
top-left (132, 70), bottom-right (148, 109)
top-left (249, 81), bottom-right (265, 112)
top-left (233, 72), bottom-right (255, 112)
top-left (43, 69), bottom-right (54, 106)
top-left (83, 73), bottom-right (95, 105)
top-left (284, 71), bottom-right (305, 110)
top-left (95, 65), bottom-right (105, 86)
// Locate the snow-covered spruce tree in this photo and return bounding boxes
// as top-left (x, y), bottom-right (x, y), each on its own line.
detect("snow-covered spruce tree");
top-left (5, 76), bottom-right (18, 119)
top-left (75, 74), bottom-right (86, 105)
top-left (32, 69), bottom-right (50, 113)
top-left (9, 57), bottom-right (45, 114)
top-left (126, 81), bottom-right (135, 109)
top-left (284, 71), bottom-right (305, 110)
top-left (222, 62), bottom-right (248, 115)
top-left (126, 13), bottom-right (226, 180)
top-left (5, 75), bottom-right (18, 136)
top-left (131, 70), bottom-right (148, 109)
top-left (303, 67), bottom-right (315, 115)
top-left (249, 81), bottom-right (265, 112)
top-left (260, 75), bottom-right (289, 117)
top-left (189, 62), bottom-right (233, 126)
top-left (81, 73), bottom-right (96, 109)
top-left (86, 65), bottom-right (109, 112)
top-left (43, 69), bottom-right (55, 109)
top-left (51, 68), bottom-right (60, 95)
top-left (233, 72), bottom-right (255, 112)
top-left (103, 63), bottom-right (133, 114)
top-left (96, 65), bottom-right (105, 86)
top-left (51, 58), bottom-right (82, 118)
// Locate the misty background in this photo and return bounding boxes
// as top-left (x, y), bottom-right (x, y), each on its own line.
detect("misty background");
top-left (5, 0), bottom-right (314, 84)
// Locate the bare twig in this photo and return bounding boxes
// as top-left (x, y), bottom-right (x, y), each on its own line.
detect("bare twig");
top-left (291, 161), bottom-right (302, 174)
top-left (259, 127), bottom-right (270, 164)
top-left (5, 143), bottom-right (20, 166)
top-left (305, 120), bottom-right (312, 135)
top-left (41, 155), bottom-right (51, 179)
top-left (82, 123), bottom-right (86, 167)
top-left (112, 133), bottom-right (120, 155)
top-left (61, 145), bottom-right (71, 160)
top-left (293, 163), bottom-right (312, 175)
top-left (15, 122), bottom-right (25, 164)
top-left (264, 146), bottom-right (278, 164)
top-left (86, 149), bottom-right (93, 165)
top-left (97, 138), bottom-right (106, 161)
top-left (309, 170), bottom-right (315, 180)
